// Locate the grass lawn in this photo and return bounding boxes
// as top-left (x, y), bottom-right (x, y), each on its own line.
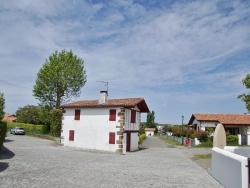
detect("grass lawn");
top-left (191, 153), bottom-right (212, 160)
top-left (158, 136), bottom-right (182, 146)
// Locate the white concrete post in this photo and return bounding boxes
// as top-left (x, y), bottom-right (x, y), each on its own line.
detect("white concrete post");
top-left (247, 135), bottom-right (250, 145)
top-left (238, 134), bottom-right (241, 145)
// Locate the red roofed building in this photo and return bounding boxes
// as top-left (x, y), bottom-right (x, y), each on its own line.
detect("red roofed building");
top-left (3, 114), bottom-right (17, 122)
top-left (188, 113), bottom-right (250, 144)
top-left (60, 91), bottom-right (149, 154)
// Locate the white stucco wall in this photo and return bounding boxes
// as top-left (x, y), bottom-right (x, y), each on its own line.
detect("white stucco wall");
top-left (130, 133), bottom-right (139, 151)
top-left (124, 107), bottom-right (140, 131)
top-left (191, 119), bottom-right (217, 131)
top-left (62, 106), bottom-right (141, 153)
top-left (62, 107), bottom-right (119, 152)
top-left (145, 130), bottom-right (154, 136)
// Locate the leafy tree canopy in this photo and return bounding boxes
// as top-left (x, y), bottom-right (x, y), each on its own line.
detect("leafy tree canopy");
top-left (238, 74), bottom-right (250, 112)
top-left (33, 50), bottom-right (87, 109)
top-left (146, 110), bottom-right (156, 128)
top-left (0, 92), bottom-right (5, 120)
top-left (16, 105), bottom-right (41, 125)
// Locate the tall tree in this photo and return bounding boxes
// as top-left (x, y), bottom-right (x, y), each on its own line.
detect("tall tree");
top-left (238, 74), bottom-right (250, 112)
top-left (146, 110), bottom-right (156, 128)
top-left (33, 50), bottom-right (87, 109)
top-left (0, 92), bottom-right (5, 120)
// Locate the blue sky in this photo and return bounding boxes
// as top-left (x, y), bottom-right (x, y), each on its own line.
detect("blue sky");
top-left (1, 0), bottom-right (250, 124)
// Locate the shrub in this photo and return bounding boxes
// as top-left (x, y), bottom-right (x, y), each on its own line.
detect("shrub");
top-left (0, 121), bottom-right (7, 151)
top-left (139, 134), bottom-right (146, 145)
top-left (195, 140), bottom-right (213, 148)
top-left (196, 131), bottom-right (208, 142)
top-left (50, 109), bottom-right (62, 137)
top-left (227, 135), bottom-right (238, 145)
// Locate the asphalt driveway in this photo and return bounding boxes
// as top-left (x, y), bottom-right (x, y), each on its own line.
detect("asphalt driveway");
top-left (0, 134), bottom-right (223, 188)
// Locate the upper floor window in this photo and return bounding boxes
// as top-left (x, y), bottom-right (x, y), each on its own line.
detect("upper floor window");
top-left (75, 109), bottom-right (80, 120)
top-left (109, 109), bottom-right (116, 121)
top-left (131, 110), bottom-right (136, 123)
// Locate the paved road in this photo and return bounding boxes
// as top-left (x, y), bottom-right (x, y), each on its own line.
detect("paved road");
top-left (141, 136), bottom-right (175, 148)
top-left (0, 134), bottom-right (223, 188)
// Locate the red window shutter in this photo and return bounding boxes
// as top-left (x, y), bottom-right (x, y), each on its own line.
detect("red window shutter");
top-left (75, 109), bottom-right (80, 120)
top-left (131, 110), bottom-right (136, 123)
top-left (109, 109), bottom-right (116, 121)
top-left (69, 130), bottom-right (74, 141)
top-left (109, 132), bottom-right (115, 144)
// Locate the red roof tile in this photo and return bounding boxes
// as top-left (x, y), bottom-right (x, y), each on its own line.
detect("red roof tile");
top-left (61, 98), bottom-right (149, 113)
top-left (189, 113), bottom-right (250, 125)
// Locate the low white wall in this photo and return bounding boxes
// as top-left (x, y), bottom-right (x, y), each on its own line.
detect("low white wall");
top-left (209, 147), bottom-right (248, 188)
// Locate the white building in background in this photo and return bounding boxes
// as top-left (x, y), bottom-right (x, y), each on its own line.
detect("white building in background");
top-left (145, 128), bottom-right (155, 137)
top-left (188, 113), bottom-right (250, 145)
top-left (60, 91), bottom-right (149, 154)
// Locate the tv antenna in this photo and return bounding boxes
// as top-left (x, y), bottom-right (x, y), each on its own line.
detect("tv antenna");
top-left (96, 81), bottom-right (108, 96)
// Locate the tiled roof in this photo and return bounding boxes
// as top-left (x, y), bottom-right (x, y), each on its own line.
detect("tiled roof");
top-left (189, 113), bottom-right (250, 125)
top-left (61, 98), bottom-right (149, 113)
top-left (145, 128), bottom-right (156, 131)
top-left (2, 114), bottom-right (17, 122)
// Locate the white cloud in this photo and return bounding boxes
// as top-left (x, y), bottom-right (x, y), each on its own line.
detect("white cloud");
top-left (0, 0), bottom-right (250, 123)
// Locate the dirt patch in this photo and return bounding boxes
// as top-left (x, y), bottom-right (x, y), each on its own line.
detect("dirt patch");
top-left (179, 147), bottom-right (212, 170)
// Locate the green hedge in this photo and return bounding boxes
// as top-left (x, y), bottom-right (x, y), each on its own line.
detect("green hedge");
top-left (139, 134), bottom-right (146, 145)
top-left (0, 121), bottom-right (7, 151)
top-left (7, 122), bottom-right (43, 134)
top-left (227, 135), bottom-right (238, 146)
top-left (49, 109), bottom-right (62, 137)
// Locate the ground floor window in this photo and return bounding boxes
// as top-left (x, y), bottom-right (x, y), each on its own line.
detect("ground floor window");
top-left (69, 130), bottom-right (75, 141)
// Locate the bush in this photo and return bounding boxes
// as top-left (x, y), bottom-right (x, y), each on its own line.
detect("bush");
top-left (139, 134), bottom-right (146, 145)
top-left (0, 121), bottom-right (7, 151)
top-left (50, 109), bottom-right (62, 137)
top-left (196, 131), bottom-right (208, 142)
top-left (42, 124), bottom-right (50, 134)
top-left (227, 135), bottom-right (238, 145)
top-left (195, 140), bottom-right (213, 148)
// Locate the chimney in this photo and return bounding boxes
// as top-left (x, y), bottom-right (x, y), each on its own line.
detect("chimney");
top-left (99, 91), bottom-right (108, 104)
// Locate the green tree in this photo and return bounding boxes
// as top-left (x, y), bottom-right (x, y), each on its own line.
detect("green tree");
top-left (238, 74), bottom-right (250, 112)
top-left (16, 105), bottom-right (41, 124)
top-left (146, 110), bottom-right (156, 128)
top-left (33, 50), bottom-right (87, 109)
top-left (0, 92), bottom-right (5, 120)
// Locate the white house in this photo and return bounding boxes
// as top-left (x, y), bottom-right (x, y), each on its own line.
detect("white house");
top-left (188, 113), bottom-right (250, 144)
top-left (60, 91), bottom-right (149, 154)
top-left (145, 128), bottom-right (155, 137)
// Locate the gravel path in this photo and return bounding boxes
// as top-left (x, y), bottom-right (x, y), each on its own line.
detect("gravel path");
top-left (0, 134), bottom-right (223, 188)
top-left (141, 137), bottom-right (212, 170)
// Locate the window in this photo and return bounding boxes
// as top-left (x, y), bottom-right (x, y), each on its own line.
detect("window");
top-left (69, 130), bottom-right (74, 141)
top-left (131, 110), bottom-right (136, 123)
top-left (109, 132), bottom-right (115, 144)
top-left (109, 109), bottom-right (116, 121)
top-left (75, 109), bottom-right (80, 120)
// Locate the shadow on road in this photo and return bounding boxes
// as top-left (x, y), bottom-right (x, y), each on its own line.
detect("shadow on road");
top-left (0, 162), bottom-right (9, 172)
top-left (4, 138), bottom-right (14, 143)
top-left (1, 146), bottom-right (15, 160)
